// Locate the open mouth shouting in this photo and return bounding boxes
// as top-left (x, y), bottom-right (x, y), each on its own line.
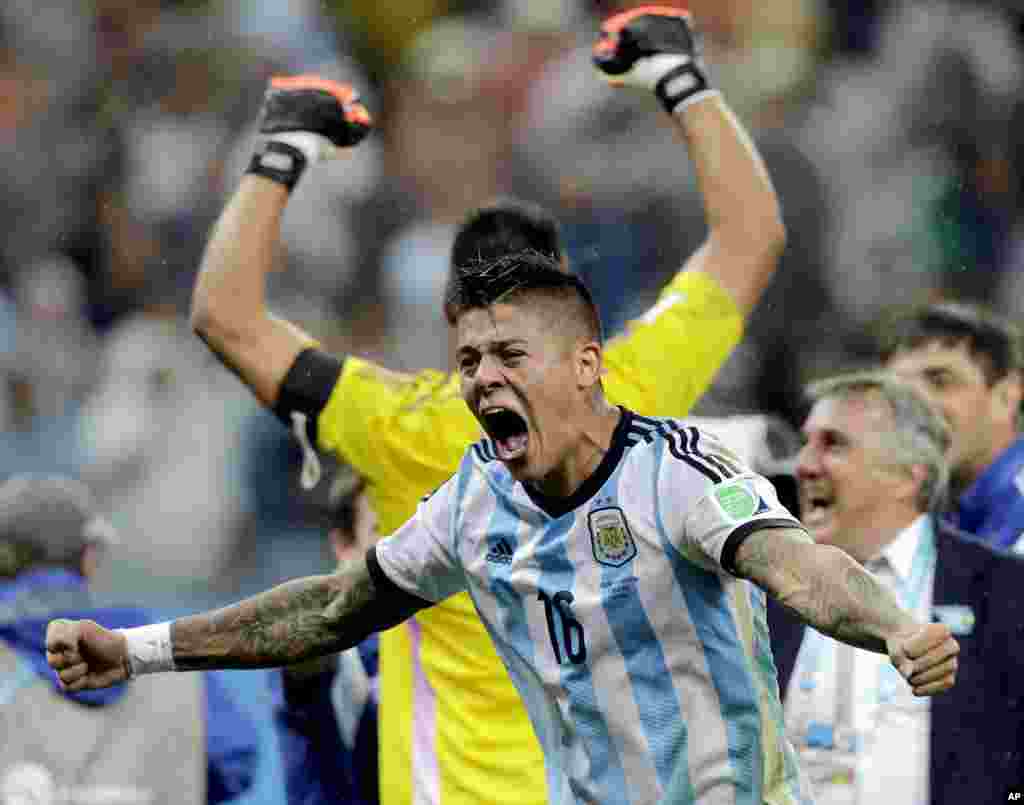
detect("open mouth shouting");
top-left (800, 485), bottom-right (836, 530)
top-left (481, 407), bottom-right (530, 462)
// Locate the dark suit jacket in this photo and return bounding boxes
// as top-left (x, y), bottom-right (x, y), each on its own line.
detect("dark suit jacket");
top-left (767, 519), bottom-right (1024, 805)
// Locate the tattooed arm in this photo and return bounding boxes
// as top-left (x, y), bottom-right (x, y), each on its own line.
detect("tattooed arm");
top-left (45, 554), bottom-right (429, 689)
top-left (733, 526), bottom-right (959, 695)
top-left (733, 526), bottom-right (918, 653)
top-left (171, 555), bottom-right (423, 670)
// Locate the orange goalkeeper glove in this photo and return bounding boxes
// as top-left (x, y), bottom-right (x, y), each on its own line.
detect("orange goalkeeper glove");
top-left (247, 75), bottom-right (372, 191)
top-left (592, 6), bottom-right (716, 115)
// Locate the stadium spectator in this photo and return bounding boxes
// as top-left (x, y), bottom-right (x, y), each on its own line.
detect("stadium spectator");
top-left (797, 0), bottom-right (1024, 323)
top-left (769, 370), bottom-right (1024, 805)
top-left (0, 474), bottom-right (259, 804)
top-left (272, 467), bottom-right (380, 805)
top-left (78, 297), bottom-right (258, 586)
top-left (188, 7), bottom-right (793, 805)
top-left (46, 247), bottom-right (959, 804)
top-left (0, 257), bottom-right (96, 482)
top-left (880, 301), bottom-right (1024, 552)
top-left (374, 15), bottom-right (538, 371)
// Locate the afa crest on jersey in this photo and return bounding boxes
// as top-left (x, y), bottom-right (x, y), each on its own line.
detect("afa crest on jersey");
top-left (588, 507), bottom-right (637, 567)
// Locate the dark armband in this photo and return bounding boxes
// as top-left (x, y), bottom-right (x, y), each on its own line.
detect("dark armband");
top-left (722, 519), bottom-right (804, 577)
top-left (273, 348), bottom-right (344, 433)
top-left (365, 546), bottom-right (432, 629)
top-left (273, 348), bottom-right (344, 489)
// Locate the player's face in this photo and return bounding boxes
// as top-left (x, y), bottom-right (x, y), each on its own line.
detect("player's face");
top-left (455, 303), bottom-right (583, 483)
top-left (886, 341), bottom-right (1008, 481)
top-left (796, 396), bottom-right (917, 561)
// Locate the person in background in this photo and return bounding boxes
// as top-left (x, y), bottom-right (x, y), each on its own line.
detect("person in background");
top-left (770, 371), bottom-right (1024, 805)
top-left (188, 8), bottom-right (788, 803)
top-left (880, 301), bottom-right (1024, 552)
top-left (0, 474), bottom-right (259, 805)
top-left (272, 466), bottom-right (380, 805)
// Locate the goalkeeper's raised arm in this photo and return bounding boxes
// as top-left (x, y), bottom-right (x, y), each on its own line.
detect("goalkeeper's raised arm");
top-left (189, 75), bottom-right (371, 409)
top-left (592, 5), bottom-right (785, 316)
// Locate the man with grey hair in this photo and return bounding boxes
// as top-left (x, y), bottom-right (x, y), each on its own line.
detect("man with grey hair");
top-left (0, 474), bottom-right (258, 805)
top-left (768, 371), bottom-right (1024, 805)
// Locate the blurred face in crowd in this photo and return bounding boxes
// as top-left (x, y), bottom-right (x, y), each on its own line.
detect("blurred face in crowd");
top-left (886, 340), bottom-right (1021, 486)
top-left (455, 297), bottom-right (602, 492)
top-left (796, 393), bottom-right (922, 563)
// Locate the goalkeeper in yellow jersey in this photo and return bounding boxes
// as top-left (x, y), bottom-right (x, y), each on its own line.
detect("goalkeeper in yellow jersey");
top-left (190, 9), bottom-right (785, 805)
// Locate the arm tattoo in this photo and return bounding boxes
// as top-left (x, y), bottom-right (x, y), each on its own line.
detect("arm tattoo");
top-left (171, 559), bottom-right (380, 671)
top-left (735, 527), bottom-right (914, 654)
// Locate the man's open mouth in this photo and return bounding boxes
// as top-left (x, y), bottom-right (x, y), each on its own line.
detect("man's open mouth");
top-left (802, 492), bottom-right (835, 526)
top-left (481, 408), bottom-right (530, 461)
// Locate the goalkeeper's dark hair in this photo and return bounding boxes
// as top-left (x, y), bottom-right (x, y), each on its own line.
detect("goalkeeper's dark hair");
top-left (445, 198), bottom-right (565, 325)
top-left (878, 301), bottom-right (1023, 387)
top-left (446, 250), bottom-right (603, 344)
top-left (451, 196), bottom-right (563, 270)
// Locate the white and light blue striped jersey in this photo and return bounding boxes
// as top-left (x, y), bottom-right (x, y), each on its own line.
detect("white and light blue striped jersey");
top-left (373, 409), bottom-right (815, 805)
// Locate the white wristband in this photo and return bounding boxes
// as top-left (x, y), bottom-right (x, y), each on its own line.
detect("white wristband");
top-left (116, 622), bottom-right (176, 678)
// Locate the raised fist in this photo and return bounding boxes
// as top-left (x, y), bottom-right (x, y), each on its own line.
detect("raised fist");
top-left (593, 6), bottom-right (713, 113)
top-left (248, 75), bottom-right (373, 190)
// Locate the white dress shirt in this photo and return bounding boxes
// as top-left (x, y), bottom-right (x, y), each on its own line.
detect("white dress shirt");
top-left (784, 515), bottom-right (935, 805)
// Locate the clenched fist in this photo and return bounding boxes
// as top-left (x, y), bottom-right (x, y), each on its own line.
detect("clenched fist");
top-left (46, 618), bottom-right (130, 691)
top-left (592, 6), bottom-right (715, 114)
top-left (887, 621), bottom-right (959, 696)
top-left (247, 74), bottom-right (373, 191)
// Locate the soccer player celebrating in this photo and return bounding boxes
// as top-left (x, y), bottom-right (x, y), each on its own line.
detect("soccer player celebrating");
top-left (197, 7), bottom-right (787, 805)
top-left (48, 251), bottom-right (958, 805)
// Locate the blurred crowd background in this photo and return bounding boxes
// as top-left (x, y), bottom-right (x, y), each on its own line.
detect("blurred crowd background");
top-left (2, 0), bottom-right (1023, 800)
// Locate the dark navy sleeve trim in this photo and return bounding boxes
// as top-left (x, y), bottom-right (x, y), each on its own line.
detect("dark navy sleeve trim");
top-left (365, 546), bottom-right (433, 620)
top-left (721, 518), bottom-right (804, 577)
top-left (272, 348), bottom-right (344, 439)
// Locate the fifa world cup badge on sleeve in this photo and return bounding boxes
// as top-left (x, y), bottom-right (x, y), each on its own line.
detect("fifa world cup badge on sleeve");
top-left (589, 507), bottom-right (637, 567)
top-left (713, 479), bottom-right (770, 521)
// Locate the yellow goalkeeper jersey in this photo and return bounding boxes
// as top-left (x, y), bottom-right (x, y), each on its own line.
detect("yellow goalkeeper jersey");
top-left (314, 269), bottom-right (742, 805)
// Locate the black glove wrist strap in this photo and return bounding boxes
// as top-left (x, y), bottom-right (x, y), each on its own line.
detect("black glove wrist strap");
top-left (655, 61), bottom-right (710, 115)
top-left (246, 139), bottom-right (308, 191)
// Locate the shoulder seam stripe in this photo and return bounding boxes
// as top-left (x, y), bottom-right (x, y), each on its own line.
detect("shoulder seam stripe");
top-left (665, 429), bottom-right (722, 483)
top-left (686, 426), bottom-right (736, 479)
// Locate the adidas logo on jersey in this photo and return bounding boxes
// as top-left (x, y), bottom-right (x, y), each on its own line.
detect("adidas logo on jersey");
top-left (485, 538), bottom-right (515, 565)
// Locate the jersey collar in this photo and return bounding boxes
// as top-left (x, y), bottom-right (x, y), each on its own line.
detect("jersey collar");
top-left (522, 407), bottom-right (634, 518)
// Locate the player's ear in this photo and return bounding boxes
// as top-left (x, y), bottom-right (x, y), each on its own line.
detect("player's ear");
top-left (575, 340), bottom-right (603, 390)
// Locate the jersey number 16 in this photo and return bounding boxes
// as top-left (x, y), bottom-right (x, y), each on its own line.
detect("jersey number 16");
top-left (538, 590), bottom-right (587, 665)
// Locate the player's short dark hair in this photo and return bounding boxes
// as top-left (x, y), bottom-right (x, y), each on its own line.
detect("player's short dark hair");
top-left (878, 302), bottom-right (1023, 385)
top-left (446, 250), bottom-right (603, 343)
top-left (450, 196), bottom-right (563, 270)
